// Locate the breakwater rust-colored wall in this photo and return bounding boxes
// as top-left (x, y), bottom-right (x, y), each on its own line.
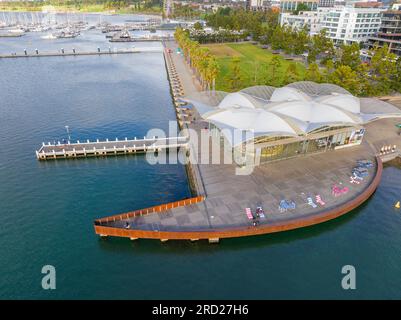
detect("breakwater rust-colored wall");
top-left (95, 196), bottom-right (204, 224)
top-left (94, 158), bottom-right (383, 242)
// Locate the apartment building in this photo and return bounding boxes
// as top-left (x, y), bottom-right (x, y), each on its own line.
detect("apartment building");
top-left (367, 6), bottom-right (401, 56)
top-left (280, 10), bottom-right (321, 34)
top-left (319, 5), bottom-right (384, 44)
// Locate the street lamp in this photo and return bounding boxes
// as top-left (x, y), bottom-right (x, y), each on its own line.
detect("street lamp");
top-left (65, 125), bottom-right (71, 143)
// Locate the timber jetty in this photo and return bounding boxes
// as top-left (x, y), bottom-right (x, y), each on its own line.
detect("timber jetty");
top-left (0, 32), bottom-right (24, 37)
top-left (36, 136), bottom-right (188, 160)
top-left (110, 35), bottom-right (172, 43)
top-left (0, 47), bottom-right (162, 59)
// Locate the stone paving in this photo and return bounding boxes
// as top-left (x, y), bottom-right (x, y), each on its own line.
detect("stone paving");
top-left (108, 140), bottom-right (377, 231)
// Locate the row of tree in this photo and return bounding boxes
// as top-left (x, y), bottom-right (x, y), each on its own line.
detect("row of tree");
top-left (265, 26), bottom-right (335, 64)
top-left (205, 7), bottom-right (279, 41)
top-left (264, 26), bottom-right (401, 96)
top-left (189, 29), bottom-right (247, 44)
top-left (205, 9), bottom-right (336, 64)
top-left (204, 7), bottom-right (401, 96)
top-left (223, 43), bottom-right (401, 96)
top-left (170, 3), bottom-right (199, 19)
top-left (174, 28), bottom-right (220, 92)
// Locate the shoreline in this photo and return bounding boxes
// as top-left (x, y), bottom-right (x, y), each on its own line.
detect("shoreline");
top-left (162, 41), bottom-right (204, 198)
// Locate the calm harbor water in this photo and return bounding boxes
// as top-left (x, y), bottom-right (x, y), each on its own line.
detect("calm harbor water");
top-left (1, 14), bottom-right (401, 300)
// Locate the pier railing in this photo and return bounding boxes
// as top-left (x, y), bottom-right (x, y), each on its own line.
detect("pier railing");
top-left (36, 136), bottom-right (189, 160)
top-left (94, 195), bottom-right (205, 224)
top-left (0, 47), bottom-right (162, 59)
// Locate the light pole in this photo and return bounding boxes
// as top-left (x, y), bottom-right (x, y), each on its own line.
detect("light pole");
top-left (65, 125), bottom-right (71, 143)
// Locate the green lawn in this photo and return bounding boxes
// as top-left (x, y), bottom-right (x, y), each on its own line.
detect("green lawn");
top-left (204, 43), bottom-right (306, 92)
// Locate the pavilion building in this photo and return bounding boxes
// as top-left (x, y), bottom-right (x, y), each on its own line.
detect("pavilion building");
top-left (183, 81), bottom-right (401, 165)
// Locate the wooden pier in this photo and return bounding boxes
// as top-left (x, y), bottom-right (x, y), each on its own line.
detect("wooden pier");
top-left (110, 36), bottom-right (172, 43)
top-left (380, 150), bottom-right (401, 163)
top-left (36, 136), bottom-right (188, 160)
top-left (0, 47), bottom-right (162, 59)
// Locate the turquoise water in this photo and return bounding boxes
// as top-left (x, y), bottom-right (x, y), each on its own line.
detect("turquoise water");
top-left (1, 33), bottom-right (401, 300)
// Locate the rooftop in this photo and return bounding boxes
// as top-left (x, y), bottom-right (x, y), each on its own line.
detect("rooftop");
top-left (183, 82), bottom-right (401, 146)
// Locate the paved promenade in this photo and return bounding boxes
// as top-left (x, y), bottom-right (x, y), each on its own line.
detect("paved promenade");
top-left (97, 41), bottom-right (399, 236)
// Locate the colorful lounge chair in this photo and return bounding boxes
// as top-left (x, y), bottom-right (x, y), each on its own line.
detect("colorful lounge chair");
top-left (307, 197), bottom-right (318, 208)
top-left (245, 208), bottom-right (254, 220)
top-left (256, 206), bottom-right (266, 218)
top-left (315, 195), bottom-right (325, 206)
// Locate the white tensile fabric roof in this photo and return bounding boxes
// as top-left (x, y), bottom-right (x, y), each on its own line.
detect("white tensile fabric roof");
top-left (182, 82), bottom-right (401, 146)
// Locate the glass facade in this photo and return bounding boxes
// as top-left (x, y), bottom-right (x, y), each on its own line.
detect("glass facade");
top-left (280, 1), bottom-right (318, 12)
top-left (257, 127), bottom-right (365, 164)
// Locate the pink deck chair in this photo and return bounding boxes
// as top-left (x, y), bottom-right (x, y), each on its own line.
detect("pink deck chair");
top-left (245, 208), bottom-right (253, 220)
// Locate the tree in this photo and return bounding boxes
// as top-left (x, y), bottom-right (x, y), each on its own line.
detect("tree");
top-left (309, 29), bottom-right (335, 64)
top-left (193, 22), bottom-right (203, 30)
top-left (292, 27), bottom-right (309, 55)
top-left (294, 3), bottom-right (310, 14)
top-left (394, 57), bottom-right (401, 92)
top-left (339, 43), bottom-right (361, 70)
top-left (228, 57), bottom-right (242, 91)
top-left (322, 59), bottom-right (335, 81)
top-left (329, 65), bottom-right (359, 95)
top-left (270, 26), bottom-right (284, 51)
top-left (206, 56), bottom-right (220, 92)
top-left (369, 44), bottom-right (398, 94)
top-left (305, 63), bottom-right (323, 83)
top-left (282, 25), bottom-right (294, 54)
top-left (307, 49), bottom-right (317, 64)
top-left (252, 61), bottom-right (260, 85)
top-left (355, 63), bottom-right (374, 96)
top-left (264, 56), bottom-right (282, 86)
top-left (283, 63), bottom-right (301, 84)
